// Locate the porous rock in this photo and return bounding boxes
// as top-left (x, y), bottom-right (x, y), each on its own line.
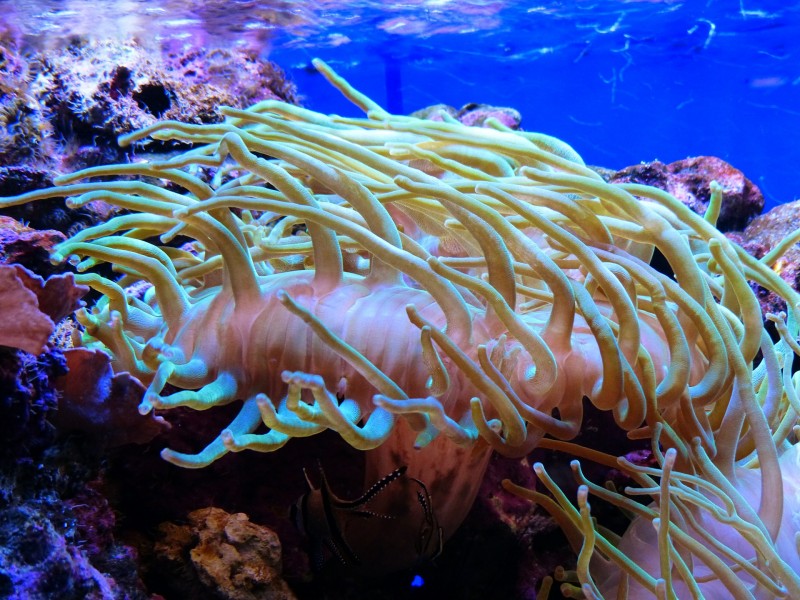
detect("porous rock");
top-left (609, 156), bottom-right (763, 232)
top-left (154, 507), bottom-right (296, 600)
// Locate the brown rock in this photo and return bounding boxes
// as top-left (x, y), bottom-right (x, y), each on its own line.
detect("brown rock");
top-left (0, 264), bottom-right (54, 354)
top-left (456, 103), bottom-right (522, 129)
top-left (411, 103), bottom-right (522, 129)
top-left (0, 264), bottom-right (86, 354)
top-left (609, 156), bottom-right (764, 232)
top-left (733, 199), bottom-right (800, 316)
top-left (155, 507), bottom-right (296, 600)
top-left (32, 38), bottom-right (298, 157)
top-left (0, 215), bottom-right (66, 276)
top-left (12, 266), bottom-right (88, 323)
top-left (54, 347), bottom-right (169, 446)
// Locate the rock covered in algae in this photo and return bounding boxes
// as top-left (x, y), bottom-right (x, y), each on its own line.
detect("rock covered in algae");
top-left (609, 155), bottom-right (764, 231)
top-left (1, 36), bottom-right (299, 183)
top-left (411, 102), bottom-right (522, 129)
top-left (0, 215), bottom-right (66, 276)
top-left (0, 435), bottom-right (151, 600)
top-left (730, 199), bottom-right (800, 316)
top-left (153, 507), bottom-right (296, 600)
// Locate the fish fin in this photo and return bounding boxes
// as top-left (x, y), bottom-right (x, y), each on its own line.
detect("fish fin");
top-left (411, 476), bottom-right (443, 561)
top-left (325, 534), bottom-right (361, 567)
top-left (347, 509), bottom-right (397, 520)
top-left (302, 465), bottom-right (317, 491)
top-left (309, 539), bottom-right (326, 572)
top-left (333, 465), bottom-right (408, 509)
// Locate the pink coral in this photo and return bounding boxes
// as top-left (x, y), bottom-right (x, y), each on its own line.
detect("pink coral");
top-left (0, 264), bottom-right (86, 354)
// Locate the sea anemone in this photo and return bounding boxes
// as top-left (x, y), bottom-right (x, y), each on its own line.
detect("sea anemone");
top-left (2, 59), bottom-right (799, 588)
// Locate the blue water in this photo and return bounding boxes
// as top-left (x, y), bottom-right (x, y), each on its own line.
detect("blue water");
top-left (270, 1), bottom-right (800, 210)
top-left (6, 0), bottom-right (800, 209)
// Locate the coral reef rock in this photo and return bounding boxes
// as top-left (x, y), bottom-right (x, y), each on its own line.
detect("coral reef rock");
top-left (54, 348), bottom-right (170, 447)
top-left (0, 215), bottom-right (66, 276)
top-left (154, 507), bottom-right (296, 600)
top-left (608, 155), bottom-right (764, 231)
top-left (411, 102), bottom-right (522, 129)
top-left (730, 198), bottom-right (800, 315)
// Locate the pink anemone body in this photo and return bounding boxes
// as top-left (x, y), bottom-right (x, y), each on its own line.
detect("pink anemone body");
top-left (1, 59), bottom-right (770, 584)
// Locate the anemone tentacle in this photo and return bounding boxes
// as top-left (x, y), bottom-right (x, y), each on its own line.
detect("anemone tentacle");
top-left (2, 59), bottom-right (799, 589)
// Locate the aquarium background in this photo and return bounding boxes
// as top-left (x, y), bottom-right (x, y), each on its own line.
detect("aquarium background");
top-left (5, 0), bottom-right (799, 209)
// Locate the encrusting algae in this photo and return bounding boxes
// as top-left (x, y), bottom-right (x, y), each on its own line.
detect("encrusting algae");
top-left (2, 58), bottom-right (800, 596)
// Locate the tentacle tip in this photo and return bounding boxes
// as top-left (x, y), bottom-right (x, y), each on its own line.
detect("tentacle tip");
top-left (159, 447), bottom-right (184, 465)
top-left (63, 254), bottom-right (80, 267)
top-left (160, 447), bottom-right (215, 469)
top-left (413, 431), bottom-right (435, 449)
top-left (651, 518), bottom-right (662, 532)
top-left (523, 364), bottom-right (537, 383)
top-left (221, 429), bottom-right (237, 450)
top-left (372, 394), bottom-right (396, 409)
top-left (487, 418), bottom-right (503, 434)
top-left (108, 310), bottom-right (122, 327)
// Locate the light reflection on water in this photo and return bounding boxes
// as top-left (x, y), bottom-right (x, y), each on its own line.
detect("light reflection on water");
top-left (3, 0), bottom-right (300, 53)
top-left (0, 0), bottom-right (510, 54)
